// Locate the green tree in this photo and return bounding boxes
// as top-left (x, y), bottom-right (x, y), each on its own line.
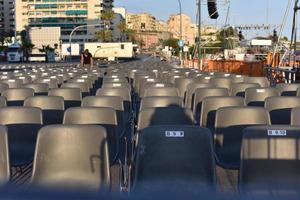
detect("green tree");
top-left (20, 30), bottom-right (35, 62)
top-left (101, 10), bottom-right (115, 29)
top-left (117, 21), bottom-right (127, 42)
top-left (95, 30), bottom-right (113, 42)
top-left (39, 45), bottom-right (55, 62)
top-left (217, 26), bottom-right (239, 49)
top-left (162, 38), bottom-right (180, 56)
top-left (125, 29), bottom-right (137, 43)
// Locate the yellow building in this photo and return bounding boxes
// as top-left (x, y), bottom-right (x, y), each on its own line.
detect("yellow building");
top-left (168, 14), bottom-right (197, 46)
top-left (127, 12), bottom-right (157, 32)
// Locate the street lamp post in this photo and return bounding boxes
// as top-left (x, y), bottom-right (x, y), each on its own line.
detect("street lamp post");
top-left (68, 23), bottom-right (103, 62)
top-left (178, 0), bottom-right (183, 66)
top-left (197, 0), bottom-right (201, 68)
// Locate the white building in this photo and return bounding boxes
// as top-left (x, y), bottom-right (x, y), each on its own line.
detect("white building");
top-left (0, 0), bottom-right (15, 34)
top-left (29, 27), bottom-right (61, 55)
top-left (112, 7), bottom-right (126, 42)
top-left (15, 0), bottom-right (113, 43)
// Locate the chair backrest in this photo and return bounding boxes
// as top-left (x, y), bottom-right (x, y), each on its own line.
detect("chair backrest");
top-left (174, 78), bottom-right (194, 98)
top-left (0, 107), bottom-right (42, 166)
top-left (0, 126), bottom-right (9, 186)
top-left (141, 82), bottom-right (174, 98)
top-left (62, 82), bottom-right (90, 93)
top-left (245, 87), bottom-right (279, 107)
top-left (2, 88), bottom-right (34, 106)
top-left (1, 79), bottom-right (22, 89)
top-left (210, 77), bottom-right (232, 89)
top-left (185, 83), bottom-right (213, 108)
top-left (215, 107), bottom-right (270, 169)
top-left (96, 88), bottom-right (131, 112)
top-left (137, 107), bottom-right (194, 131)
top-left (230, 83), bottom-right (260, 97)
top-left (35, 78), bottom-right (58, 89)
top-left (82, 96), bottom-right (124, 130)
top-left (0, 83), bottom-right (9, 94)
top-left (49, 88), bottom-right (82, 109)
top-left (63, 107), bottom-right (118, 164)
top-left (144, 87), bottom-right (179, 97)
top-left (200, 96), bottom-right (244, 128)
top-left (0, 97), bottom-right (6, 107)
top-left (276, 83), bottom-right (300, 96)
top-left (133, 125), bottom-right (216, 194)
top-left (82, 96), bottom-right (124, 111)
top-left (96, 87), bottom-right (131, 102)
top-left (24, 96), bottom-right (65, 125)
top-left (291, 108), bottom-right (300, 126)
top-left (240, 126), bottom-right (300, 195)
top-left (265, 96), bottom-right (300, 125)
top-left (193, 88), bottom-right (229, 123)
top-left (23, 83), bottom-right (49, 95)
top-left (140, 96), bottom-right (183, 111)
top-left (31, 125), bottom-right (110, 192)
top-left (24, 96), bottom-right (64, 110)
top-left (245, 77), bottom-right (270, 87)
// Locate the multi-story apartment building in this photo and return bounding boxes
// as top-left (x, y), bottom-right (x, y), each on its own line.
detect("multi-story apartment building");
top-left (0, 0), bottom-right (15, 35)
top-left (127, 12), bottom-right (157, 32)
top-left (0, 0), bottom-right (4, 33)
top-left (15, 0), bottom-right (114, 43)
top-left (168, 14), bottom-right (197, 46)
top-left (156, 20), bottom-right (168, 32)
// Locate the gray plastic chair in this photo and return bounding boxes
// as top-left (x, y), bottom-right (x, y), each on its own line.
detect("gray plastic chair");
top-left (265, 96), bottom-right (300, 125)
top-left (140, 96), bottom-right (183, 111)
top-left (137, 107), bottom-right (194, 131)
top-left (215, 106), bottom-right (270, 169)
top-left (276, 83), bottom-right (300, 96)
top-left (1, 79), bottom-right (22, 89)
top-left (240, 126), bottom-right (300, 197)
top-left (193, 88), bottom-right (229, 124)
top-left (174, 78), bottom-right (194, 98)
top-left (0, 107), bottom-right (43, 166)
top-left (49, 88), bottom-right (82, 109)
top-left (245, 77), bottom-right (270, 87)
top-left (291, 108), bottom-right (300, 126)
top-left (185, 83), bottom-right (213, 109)
top-left (62, 82), bottom-right (90, 97)
top-left (200, 96), bottom-right (244, 128)
top-left (23, 83), bottom-right (49, 96)
top-left (2, 88), bottom-right (34, 106)
top-left (210, 77), bottom-right (232, 89)
top-left (0, 126), bottom-right (9, 186)
top-left (245, 87), bottom-right (279, 107)
top-left (24, 96), bottom-right (64, 125)
top-left (230, 83), bottom-right (260, 97)
top-left (63, 107), bottom-right (118, 165)
top-left (144, 87), bottom-right (179, 98)
top-left (133, 125), bottom-right (216, 194)
top-left (31, 125), bottom-right (110, 192)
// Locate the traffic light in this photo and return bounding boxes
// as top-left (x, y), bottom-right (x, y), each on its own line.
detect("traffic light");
top-left (207, 0), bottom-right (219, 19)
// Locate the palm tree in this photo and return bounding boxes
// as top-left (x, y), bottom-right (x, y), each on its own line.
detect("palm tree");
top-left (101, 10), bottom-right (115, 30)
top-left (117, 21), bottom-right (127, 42)
top-left (95, 30), bottom-right (113, 42)
top-left (39, 45), bottom-right (55, 62)
top-left (20, 30), bottom-right (35, 62)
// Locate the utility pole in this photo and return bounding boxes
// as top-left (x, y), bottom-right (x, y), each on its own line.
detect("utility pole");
top-left (178, 0), bottom-right (183, 66)
top-left (197, 0), bottom-right (201, 68)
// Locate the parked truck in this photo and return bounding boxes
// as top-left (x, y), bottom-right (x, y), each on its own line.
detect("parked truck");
top-left (84, 42), bottom-right (134, 61)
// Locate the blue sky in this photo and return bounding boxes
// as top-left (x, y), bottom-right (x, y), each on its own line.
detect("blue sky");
top-left (115, 0), bottom-right (294, 38)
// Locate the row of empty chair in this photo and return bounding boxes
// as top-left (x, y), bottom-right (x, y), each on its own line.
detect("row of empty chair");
top-left (0, 59), bottom-right (299, 198)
